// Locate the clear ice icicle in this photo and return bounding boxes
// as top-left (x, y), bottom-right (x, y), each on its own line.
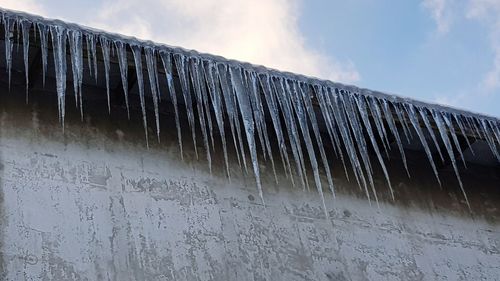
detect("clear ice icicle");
top-left (404, 104), bottom-right (441, 186)
top-left (229, 66), bottom-right (263, 203)
top-left (4, 17), bottom-right (14, 90)
top-left (174, 54), bottom-right (198, 159)
top-left (203, 60), bottom-right (230, 178)
top-left (100, 36), bottom-right (112, 114)
top-left (131, 44), bottom-right (149, 146)
top-left (50, 25), bottom-right (68, 128)
top-left (418, 108), bottom-right (445, 162)
top-left (145, 47), bottom-right (161, 141)
top-left (21, 19), bottom-right (31, 102)
top-left (433, 111), bottom-right (470, 208)
top-left (189, 57), bottom-right (212, 173)
top-left (160, 51), bottom-right (183, 159)
top-left (37, 23), bottom-right (48, 87)
top-left (69, 30), bottom-right (84, 118)
top-left (115, 41), bottom-right (130, 118)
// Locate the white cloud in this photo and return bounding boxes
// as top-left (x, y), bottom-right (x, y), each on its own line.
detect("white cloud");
top-left (422, 0), bottom-right (452, 33)
top-left (0, 0), bottom-right (45, 15)
top-left (466, 0), bottom-right (500, 92)
top-left (0, 0), bottom-right (359, 83)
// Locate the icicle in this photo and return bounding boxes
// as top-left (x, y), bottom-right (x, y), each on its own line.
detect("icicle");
top-left (189, 57), bottom-right (212, 173)
top-left (89, 34), bottom-right (98, 82)
top-left (479, 119), bottom-right (500, 161)
top-left (329, 89), bottom-right (370, 203)
top-left (217, 63), bottom-right (247, 172)
top-left (131, 44), bottom-right (149, 146)
top-left (315, 86), bottom-right (350, 181)
top-left (288, 80), bottom-right (329, 214)
top-left (115, 41), bottom-right (130, 118)
top-left (49, 25), bottom-right (68, 129)
top-left (68, 30), bottom-right (84, 119)
top-left (380, 99), bottom-right (410, 177)
top-left (433, 111), bottom-right (470, 209)
top-left (394, 103), bottom-right (412, 142)
top-left (174, 54), bottom-right (198, 158)
top-left (453, 114), bottom-right (474, 154)
top-left (246, 71), bottom-right (278, 183)
top-left (145, 47), bottom-right (161, 142)
top-left (274, 77), bottom-right (309, 191)
top-left (85, 34), bottom-right (93, 77)
top-left (203, 60), bottom-right (230, 178)
top-left (442, 113), bottom-right (467, 167)
top-left (300, 84), bottom-right (335, 197)
top-left (229, 66), bottom-right (264, 203)
top-left (259, 74), bottom-right (294, 183)
top-left (20, 19), bottom-right (31, 102)
top-left (4, 17), bottom-right (14, 90)
top-left (340, 93), bottom-right (379, 202)
top-left (100, 36), bottom-right (112, 114)
top-left (404, 103), bottom-right (441, 186)
top-left (159, 51), bottom-right (183, 159)
top-left (366, 96), bottom-right (391, 157)
top-left (37, 23), bottom-right (48, 87)
top-left (418, 108), bottom-right (445, 162)
top-left (354, 95), bottom-right (394, 200)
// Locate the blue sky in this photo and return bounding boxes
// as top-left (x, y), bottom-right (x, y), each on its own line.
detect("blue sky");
top-left (2, 0), bottom-right (500, 117)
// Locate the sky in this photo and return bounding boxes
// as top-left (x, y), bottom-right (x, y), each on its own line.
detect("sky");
top-left (1, 0), bottom-right (499, 117)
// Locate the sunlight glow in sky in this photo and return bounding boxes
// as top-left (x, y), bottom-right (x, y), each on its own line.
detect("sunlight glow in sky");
top-left (1, 0), bottom-right (499, 117)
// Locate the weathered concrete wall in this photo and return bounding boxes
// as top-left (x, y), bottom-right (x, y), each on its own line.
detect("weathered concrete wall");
top-left (0, 88), bottom-right (499, 281)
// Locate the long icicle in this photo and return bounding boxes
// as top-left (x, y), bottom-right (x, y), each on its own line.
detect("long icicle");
top-left (131, 44), bottom-right (149, 147)
top-left (160, 51), bottom-right (183, 159)
top-left (115, 41), bottom-right (131, 118)
top-left (20, 19), bottom-right (31, 102)
top-left (145, 47), bottom-right (161, 142)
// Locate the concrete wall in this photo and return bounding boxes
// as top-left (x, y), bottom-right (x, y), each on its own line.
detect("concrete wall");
top-left (0, 88), bottom-right (499, 281)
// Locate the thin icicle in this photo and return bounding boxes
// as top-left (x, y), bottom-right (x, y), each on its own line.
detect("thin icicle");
top-left (160, 51), bottom-right (183, 159)
top-left (315, 86), bottom-right (350, 181)
top-left (366, 96), bottom-right (391, 157)
top-left (288, 80), bottom-right (328, 214)
top-left (380, 99), bottom-right (410, 177)
top-left (341, 93), bottom-right (378, 202)
top-left (20, 19), bottom-right (31, 102)
top-left (259, 74), bottom-right (294, 183)
top-left (4, 17), bottom-right (14, 90)
top-left (404, 103), bottom-right (441, 186)
top-left (442, 113), bottom-right (467, 167)
top-left (418, 107), bottom-right (445, 162)
top-left (49, 25), bottom-right (68, 129)
top-left (354, 95), bottom-right (394, 200)
top-left (37, 23), bottom-right (48, 87)
top-left (274, 77), bottom-right (309, 191)
top-left (246, 71), bottom-right (277, 183)
top-left (115, 41), bottom-right (130, 118)
top-left (203, 60), bottom-right (230, 178)
top-left (433, 111), bottom-right (470, 209)
top-left (189, 57), bottom-right (212, 174)
top-left (68, 30), bottom-right (84, 119)
top-left (174, 54), bottom-right (198, 159)
top-left (100, 36), bottom-right (112, 114)
top-left (217, 63), bottom-right (247, 172)
top-left (453, 114), bottom-right (474, 154)
top-left (229, 66), bottom-right (264, 203)
top-left (300, 83), bottom-right (335, 198)
top-left (145, 47), bottom-right (161, 142)
top-left (89, 34), bottom-right (98, 82)
top-left (131, 44), bottom-right (149, 146)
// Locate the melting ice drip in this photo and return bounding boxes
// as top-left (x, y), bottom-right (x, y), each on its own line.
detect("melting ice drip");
top-left (1, 8), bottom-right (499, 212)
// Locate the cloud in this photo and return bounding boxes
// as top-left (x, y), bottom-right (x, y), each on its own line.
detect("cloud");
top-left (0, 0), bottom-right (360, 83)
top-left (0, 0), bottom-right (45, 14)
top-left (422, 0), bottom-right (452, 33)
top-left (466, 0), bottom-right (500, 92)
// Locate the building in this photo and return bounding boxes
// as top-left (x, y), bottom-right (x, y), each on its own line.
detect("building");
top-left (0, 7), bottom-right (499, 280)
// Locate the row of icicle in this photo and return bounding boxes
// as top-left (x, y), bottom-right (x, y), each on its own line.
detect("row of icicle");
top-left (2, 9), bottom-right (500, 212)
